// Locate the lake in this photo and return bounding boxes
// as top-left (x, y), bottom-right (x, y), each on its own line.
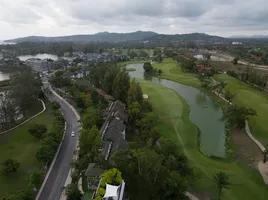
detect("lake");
top-left (18, 54), bottom-right (74, 62)
top-left (0, 71), bottom-right (10, 81)
top-left (126, 63), bottom-right (226, 157)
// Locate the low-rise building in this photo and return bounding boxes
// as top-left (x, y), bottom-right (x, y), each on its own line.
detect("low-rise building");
top-left (25, 58), bottom-right (51, 73)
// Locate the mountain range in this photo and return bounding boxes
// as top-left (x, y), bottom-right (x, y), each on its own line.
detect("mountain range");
top-left (4, 31), bottom-right (226, 43)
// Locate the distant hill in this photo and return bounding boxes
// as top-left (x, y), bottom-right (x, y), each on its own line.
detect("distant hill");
top-left (229, 35), bottom-right (268, 39)
top-left (4, 31), bottom-right (226, 43)
top-left (4, 31), bottom-right (158, 43)
top-left (145, 33), bottom-right (225, 42)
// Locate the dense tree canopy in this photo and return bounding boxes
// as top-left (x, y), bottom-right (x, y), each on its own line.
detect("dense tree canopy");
top-left (223, 105), bottom-right (257, 129)
top-left (3, 158), bottom-right (20, 175)
top-left (28, 124), bottom-right (47, 139)
top-left (143, 62), bottom-right (153, 74)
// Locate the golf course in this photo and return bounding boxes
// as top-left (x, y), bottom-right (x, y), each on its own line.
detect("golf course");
top-left (126, 59), bottom-right (268, 199)
top-left (0, 106), bottom-right (55, 197)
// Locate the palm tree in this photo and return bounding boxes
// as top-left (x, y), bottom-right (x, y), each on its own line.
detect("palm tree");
top-left (213, 172), bottom-right (230, 200)
top-left (262, 147), bottom-right (268, 163)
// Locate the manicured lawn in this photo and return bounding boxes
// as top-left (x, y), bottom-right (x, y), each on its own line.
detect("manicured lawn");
top-left (0, 105), bottom-right (55, 197)
top-left (138, 79), bottom-right (268, 200)
top-left (152, 58), bottom-right (200, 88)
top-left (214, 74), bottom-right (268, 145)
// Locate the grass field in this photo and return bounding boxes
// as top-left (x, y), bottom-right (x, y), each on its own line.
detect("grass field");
top-left (152, 58), bottom-right (200, 88)
top-left (214, 74), bottom-right (268, 145)
top-left (138, 79), bottom-right (268, 200)
top-left (209, 61), bottom-right (246, 73)
top-left (0, 105), bottom-right (55, 197)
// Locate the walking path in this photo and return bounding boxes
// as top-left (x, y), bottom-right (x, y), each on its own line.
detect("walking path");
top-left (0, 99), bottom-right (46, 135)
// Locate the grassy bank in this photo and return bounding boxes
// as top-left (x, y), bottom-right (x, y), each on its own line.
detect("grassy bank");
top-left (152, 58), bottom-right (200, 88)
top-left (138, 79), bottom-right (268, 200)
top-left (214, 74), bottom-right (268, 145)
top-left (0, 105), bottom-right (55, 197)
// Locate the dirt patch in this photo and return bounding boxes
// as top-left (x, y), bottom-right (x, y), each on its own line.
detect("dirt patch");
top-left (231, 127), bottom-right (262, 168)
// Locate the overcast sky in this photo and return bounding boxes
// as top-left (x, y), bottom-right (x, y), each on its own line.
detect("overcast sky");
top-left (0, 0), bottom-right (268, 40)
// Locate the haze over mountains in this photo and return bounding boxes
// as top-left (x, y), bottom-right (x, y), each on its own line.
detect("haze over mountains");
top-left (5, 31), bottom-right (226, 43)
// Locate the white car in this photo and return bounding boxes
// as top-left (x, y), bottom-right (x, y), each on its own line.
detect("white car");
top-left (71, 131), bottom-right (75, 137)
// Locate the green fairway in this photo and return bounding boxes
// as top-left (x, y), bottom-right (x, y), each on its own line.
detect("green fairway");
top-left (214, 74), bottom-right (268, 145)
top-left (138, 79), bottom-right (268, 200)
top-left (152, 58), bottom-right (200, 88)
top-left (0, 105), bottom-right (55, 197)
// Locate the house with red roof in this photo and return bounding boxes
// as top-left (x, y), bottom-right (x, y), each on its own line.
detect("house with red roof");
top-left (197, 65), bottom-right (212, 73)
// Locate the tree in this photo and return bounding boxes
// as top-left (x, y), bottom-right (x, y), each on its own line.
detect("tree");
top-left (224, 91), bottom-right (235, 105)
top-left (36, 145), bottom-right (55, 165)
top-left (54, 70), bottom-right (64, 77)
top-left (66, 183), bottom-right (82, 200)
top-left (262, 146), bottom-right (268, 163)
top-left (112, 70), bottom-right (130, 102)
top-left (51, 102), bottom-right (60, 110)
top-left (10, 72), bottom-right (41, 118)
top-left (143, 62), bottom-right (153, 74)
top-left (212, 172), bottom-right (231, 200)
top-left (28, 170), bottom-right (45, 189)
top-left (82, 107), bottom-right (102, 129)
top-left (3, 158), bottom-right (20, 175)
top-left (158, 69), bottom-right (163, 76)
top-left (28, 124), bottom-right (47, 139)
top-left (100, 168), bottom-right (123, 187)
top-left (127, 80), bottom-right (143, 105)
top-left (0, 91), bottom-right (17, 130)
top-left (79, 125), bottom-right (101, 161)
top-left (204, 53), bottom-right (211, 60)
top-left (223, 105), bottom-right (257, 129)
top-left (233, 57), bottom-right (239, 65)
top-left (136, 112), bottom-right (159, 142)
top-left (164, 172), bottom-right (188, 200)
top-left (128, 102), bottom-right (142, 126)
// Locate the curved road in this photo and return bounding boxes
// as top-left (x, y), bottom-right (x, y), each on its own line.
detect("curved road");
top-left (39, 78), bottom-right (79, 200)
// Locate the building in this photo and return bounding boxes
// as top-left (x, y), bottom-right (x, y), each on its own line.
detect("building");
top-left (25, 58), bottom-right (51, 73)
top-left (197, 65), bottom-right (212, 73)
top-left (194, 55), bottom-right (204, 60)
top-left (100, 100), bottom-right (128, 161)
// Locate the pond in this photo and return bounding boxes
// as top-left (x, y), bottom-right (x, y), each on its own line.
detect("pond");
top-left (18, 53), bottom-right (74, 62)
top-left (0, 71), bottom-right (10, 81)
top-left (126, 63), bottom-right (226, 158)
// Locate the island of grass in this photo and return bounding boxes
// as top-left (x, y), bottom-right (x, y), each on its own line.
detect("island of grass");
top-left (138, 79), bottom-right (268, 200)
top-left (152, 58), bottom-right (200, 88)
top-left (0, 105), bottom-right (55, 198)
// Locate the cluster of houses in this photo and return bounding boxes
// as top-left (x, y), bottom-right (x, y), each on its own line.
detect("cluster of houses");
top-left (0, 50), bottom-right (20, 67)
top-left (65, 51), bottom-right (129, 63)
top-left (85, 99), bottom-right (128, 200)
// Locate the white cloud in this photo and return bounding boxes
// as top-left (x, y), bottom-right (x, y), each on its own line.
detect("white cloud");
top-left (0, 0), bottom-right (268, 39)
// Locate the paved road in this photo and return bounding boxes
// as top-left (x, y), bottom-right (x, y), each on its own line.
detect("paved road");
top-left (39, 79), bottom-right (79, 200)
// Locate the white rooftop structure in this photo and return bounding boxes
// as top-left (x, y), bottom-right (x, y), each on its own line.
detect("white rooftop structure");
top-left (103, 183), bottom-right (119, 199)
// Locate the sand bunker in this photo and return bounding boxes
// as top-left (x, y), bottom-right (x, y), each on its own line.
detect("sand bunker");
top-left (143, 94), bottom-right (149, 99)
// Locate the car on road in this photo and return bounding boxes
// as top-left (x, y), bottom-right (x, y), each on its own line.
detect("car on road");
top-left (71, 131), bottom-right (75, 137)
